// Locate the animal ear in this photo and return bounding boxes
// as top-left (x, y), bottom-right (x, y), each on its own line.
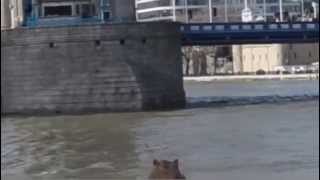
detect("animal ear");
top-left (153, 159), bottom-right (160, 166)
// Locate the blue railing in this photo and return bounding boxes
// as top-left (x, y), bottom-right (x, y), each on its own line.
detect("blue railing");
top-left (180, 22), bottom-right (319, 33)
top-left (25, 16), bottom-right (104, 28)
top-left (180, 22), bottom-right (319, 45)
top-left (24, 16), bottom-right (134, 28)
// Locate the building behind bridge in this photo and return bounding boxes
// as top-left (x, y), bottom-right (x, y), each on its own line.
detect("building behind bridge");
top-left (136, 0), bottom-right (304, 22)
top-left (136, 0), bottom-right (319, 75)
top-left (1, 0), bottom-right (319, 74)
top-left (1, 0), bottom-right (136, 29)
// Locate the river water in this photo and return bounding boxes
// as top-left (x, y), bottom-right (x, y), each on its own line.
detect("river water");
top-left (2, 79), bottom-right (319, 180)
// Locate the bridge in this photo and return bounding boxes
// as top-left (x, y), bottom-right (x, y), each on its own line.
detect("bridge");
top-left (180, 22), bottom-right (319, 46)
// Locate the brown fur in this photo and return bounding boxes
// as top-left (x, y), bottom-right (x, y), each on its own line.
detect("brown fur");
top-left (149, 159), bottom-right (186, 179)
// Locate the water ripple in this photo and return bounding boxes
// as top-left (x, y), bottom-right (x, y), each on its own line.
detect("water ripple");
top-left (187, 94), bottom-right (319, 108)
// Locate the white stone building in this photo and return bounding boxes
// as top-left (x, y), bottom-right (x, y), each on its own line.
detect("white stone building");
top-left (233, 43), bottom-right (319, 73)
top-left (1, 0), bottom-right (24, 29)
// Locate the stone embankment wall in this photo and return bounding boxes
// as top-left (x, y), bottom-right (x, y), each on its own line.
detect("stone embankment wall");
top-left (1, 22), bottom-right (185, 115)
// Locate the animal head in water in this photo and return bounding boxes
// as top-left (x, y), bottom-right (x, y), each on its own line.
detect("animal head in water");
top-left (149, 159), bottom-right (186, 179)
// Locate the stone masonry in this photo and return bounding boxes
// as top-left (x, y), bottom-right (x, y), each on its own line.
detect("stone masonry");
top-left (1, 22), bottom-right (186, 115)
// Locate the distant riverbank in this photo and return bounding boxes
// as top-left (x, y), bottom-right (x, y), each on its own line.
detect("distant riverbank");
top-left (184, 73), bottom-right (319, 82)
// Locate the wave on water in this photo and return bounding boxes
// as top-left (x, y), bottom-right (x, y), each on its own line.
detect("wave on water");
top-left (187, 94), bottom-right (319, 108)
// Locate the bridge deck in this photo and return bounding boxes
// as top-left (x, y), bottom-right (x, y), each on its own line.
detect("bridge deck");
top-left (180, 22), bottom-right (319, 46)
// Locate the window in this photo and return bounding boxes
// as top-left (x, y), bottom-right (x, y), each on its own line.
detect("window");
top-left (269, 24), bottom-right (278, 29)
top-left (242, 25), bottom-right (251, 30)
top-left (215, 25), bottom-right (224, 30)
top-left (191, 25), bottom-right (200, 31)
top-left (281, 24), bottom-right (289, 29)
top-left (81, 4), bottom-right (90, 17)
top-left (81, 4), bottom-right (95, 18)
top-left (306, 24), bottom-right (316, 29)
top-left (95, 40), bottom-right (101, 46)
top-left (203, 25), bottom-right (212, 31)
top-left (76, 5), bottom-right (80, 15)
top-left (212, 8), bottom-right (217, 17)
top-left (230, 25), bottom-right (239, 30)
top-left (254, 24), bottom-right (263, 30)
top-left (103, 11), bottom-right (111, 21)
top-left (188, 10), bottom-right (193, 19)
top-left (44, 6), bottom-right (72, 17)
top-left (292, 24), bottom-right (302, 29)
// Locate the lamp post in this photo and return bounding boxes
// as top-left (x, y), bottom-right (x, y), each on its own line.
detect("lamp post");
top-left (172, 0), bottom-right (176, 21)
top-left (185, 0), bottom-right (189, 23)
top-left (301, 0), bottom-right (305, 18)
top-left (225, 0), bottom-right (228, 22)
top-left (242, 0), bottom-right (253, 22)
top-left (312, 1), bottom-right (318, 19)
top-left (209, 0), bottom-right (213, 23)
top-left (279, 0), bottom-right (283, 22)
top-left (263, 0), bottom-right (267, 21)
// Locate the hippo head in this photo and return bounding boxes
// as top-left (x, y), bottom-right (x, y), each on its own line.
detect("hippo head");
top-left (149, 159), bottom-right (186, 179)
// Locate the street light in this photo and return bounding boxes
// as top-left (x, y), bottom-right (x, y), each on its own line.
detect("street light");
top-left (172, 0), bottom-right (176, 21)
top-left (312, 1), bottom-right (318, 19)
top-left (242, 0), bottom-right (253, 22)
top-left (263, 0), bottom-right (267, 21)
top-left (185, 0), bottom-right (188, 23)
top-left (209, 0), bottom-right (213, 23)
top-left (279, 0), bottom-right (283, 21)
top-left (225, 0), bottom-right (228, 22)
top-left (301, 0), bottom-right (305, 18)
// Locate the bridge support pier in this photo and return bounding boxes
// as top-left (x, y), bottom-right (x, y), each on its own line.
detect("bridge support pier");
top-left (1, 22), bottom-right (186, 115)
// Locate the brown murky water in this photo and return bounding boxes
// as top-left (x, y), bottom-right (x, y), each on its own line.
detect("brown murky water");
top-left (2, 80), bottom-right (319, 180)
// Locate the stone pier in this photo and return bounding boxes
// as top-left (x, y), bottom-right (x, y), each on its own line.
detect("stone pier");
top-left (1, 22), bottom-right (186, 115)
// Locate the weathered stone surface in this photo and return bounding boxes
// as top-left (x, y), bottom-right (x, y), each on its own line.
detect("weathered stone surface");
top-left (1, 22), bottom-right (186, 115)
